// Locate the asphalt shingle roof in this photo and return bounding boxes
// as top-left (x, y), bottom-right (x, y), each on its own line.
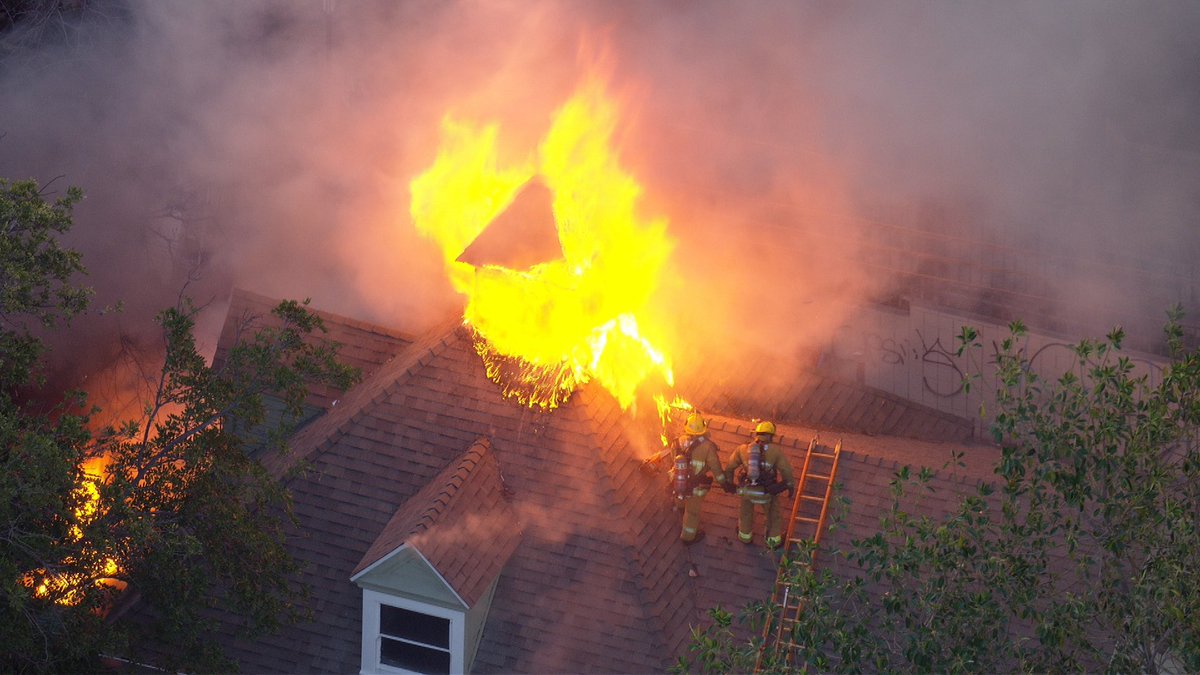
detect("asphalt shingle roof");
top-left (182, 290), bottom-right (996, 674)
top-left (352, 438), bottom-right (522, 608)
top-left (687, 348), bottom-right (974, 443)
top-left (214, 288), bottom-right (415, 409)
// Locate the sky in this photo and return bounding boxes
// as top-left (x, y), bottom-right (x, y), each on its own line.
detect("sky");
top-left (2, 0), bottom-right (1199, 412)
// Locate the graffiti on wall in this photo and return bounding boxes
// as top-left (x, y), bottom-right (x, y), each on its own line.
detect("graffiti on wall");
top-left (854, 311), bottom-right (1166, 426)
top-left (861, 329), bottom-right (968, 398)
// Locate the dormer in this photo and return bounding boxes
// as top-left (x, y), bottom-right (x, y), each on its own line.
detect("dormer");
top-left (351, 439), bottom-right (521, 675)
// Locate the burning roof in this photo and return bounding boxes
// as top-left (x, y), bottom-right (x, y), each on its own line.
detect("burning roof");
top-left (410, 74), bottom-right (677, 413)
top-left (114, 289), bottom-right (990, 673)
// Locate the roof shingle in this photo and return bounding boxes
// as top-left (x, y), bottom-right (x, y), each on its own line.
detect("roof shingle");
top-left (151, 289), bottom-right (1000, 673)
top-left (352, 438), bottom-right (522, 607)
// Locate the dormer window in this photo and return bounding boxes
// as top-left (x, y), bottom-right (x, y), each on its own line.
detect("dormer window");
top-left (360, 589), bottom-right (464, 675)
top-left (380, 603), bottom-right (450, 672)
top-left (351, 441), bottom-right (520, 675)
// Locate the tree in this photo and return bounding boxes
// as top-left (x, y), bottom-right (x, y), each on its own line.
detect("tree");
top-left (678, 315), bottom-right (1200, 674)
top-left (0, 177), bottom-right (92, 390)
top-left (0, 178), bottom-right (359, 672)
top-left (96, 296), bottom-right (358, 671)
top-left (0, 177), bottom-right (104, 671)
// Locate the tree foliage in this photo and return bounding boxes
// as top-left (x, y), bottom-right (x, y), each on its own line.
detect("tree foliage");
top-left (0, 178), bottom-right (101, 671)
top-left (680, 314), bottom-right (1200, 674)
top-left (0, 178), bottom-right (359, 672)
top-left (0, 177), bottom-right (92, 390)
top-left (95, 297), bottom-right (358, 671)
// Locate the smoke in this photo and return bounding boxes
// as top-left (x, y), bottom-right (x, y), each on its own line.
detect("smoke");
top-left (2, 0), bottom-right (1198, 409)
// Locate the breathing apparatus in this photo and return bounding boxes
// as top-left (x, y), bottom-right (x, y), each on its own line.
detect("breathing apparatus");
top-left (673, 448), bottom-right (691, 500)
top-left (673, 433), bottom-right (707, 500)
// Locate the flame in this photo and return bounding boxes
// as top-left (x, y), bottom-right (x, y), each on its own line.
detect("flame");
top-left (654, 394), bottom-right (696, 445)
top-left (411, 76), bottom-right (678, 411)
top-left (22, 455), bottom-right (124, 606)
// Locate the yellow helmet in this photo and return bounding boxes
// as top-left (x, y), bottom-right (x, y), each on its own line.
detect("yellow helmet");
top-left (755, 420), bottom-right (776, 436)
top-left (684, 413), bottom-right (708, 436)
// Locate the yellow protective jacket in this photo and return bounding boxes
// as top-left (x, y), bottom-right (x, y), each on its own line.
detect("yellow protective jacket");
top-left (671, 435), bottom-right (728, 496)
top-left (727, 441), bottom-right (795, 500)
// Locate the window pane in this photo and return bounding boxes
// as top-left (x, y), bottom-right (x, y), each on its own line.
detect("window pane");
top-left (380, 604), bottom-right (450, 649)
top-left (381, 637), bottom-right (450, 675)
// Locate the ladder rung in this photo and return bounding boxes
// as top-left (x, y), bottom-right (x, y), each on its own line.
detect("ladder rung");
top-left (759, 439), bottom-right (843, 674)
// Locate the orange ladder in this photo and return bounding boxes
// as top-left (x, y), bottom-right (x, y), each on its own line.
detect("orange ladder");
top-left (754, 436), bottom-right (843, 673)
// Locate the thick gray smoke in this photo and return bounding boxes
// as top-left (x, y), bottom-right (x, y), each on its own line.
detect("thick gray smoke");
top-left (2, 1), bottom-right (1198, 411)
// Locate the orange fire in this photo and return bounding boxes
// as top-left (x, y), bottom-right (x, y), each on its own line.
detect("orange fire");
top-left (22, 454), bottom-right (125, 606)
top-left (411, 75), bottom-right (681, 414)
top-left (654, 394), bottom-right (696, 445)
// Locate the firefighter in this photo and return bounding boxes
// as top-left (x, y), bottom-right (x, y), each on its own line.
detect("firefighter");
top-left (662, 412), bottom-right (732, 545)
top-left (727, 420), bottom-right (795, 549)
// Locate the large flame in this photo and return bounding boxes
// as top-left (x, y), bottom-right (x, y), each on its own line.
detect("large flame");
top-left (411, 77), bottom-right (677, 411)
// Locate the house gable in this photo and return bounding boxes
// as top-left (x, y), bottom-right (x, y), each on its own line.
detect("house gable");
top-left (349, 438), bottom-right (521, 674)
top-left (351, 438), bottom-right (522, 608)
top-left (353, 545), bottom-right (464, 609)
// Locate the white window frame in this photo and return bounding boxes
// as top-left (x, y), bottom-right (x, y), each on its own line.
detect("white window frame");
top-left (360, 589), bottom-right (465, 675)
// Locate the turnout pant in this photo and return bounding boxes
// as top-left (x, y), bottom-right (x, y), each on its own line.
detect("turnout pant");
top-left (737, 492), bottom-right (783, 547)
top-left (680, 488), bottom-right (712, 542)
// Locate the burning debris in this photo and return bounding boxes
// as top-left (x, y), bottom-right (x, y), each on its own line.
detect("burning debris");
top-left (470, 329), bottom-right (578, 411)
top-left (410, 74), bottom-right (681, 417)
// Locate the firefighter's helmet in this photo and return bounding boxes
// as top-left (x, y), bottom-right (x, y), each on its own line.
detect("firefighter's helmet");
top-left (755, 420), bottom-right (776, 436)
top-left (684, 413), bottom-right (708, 436)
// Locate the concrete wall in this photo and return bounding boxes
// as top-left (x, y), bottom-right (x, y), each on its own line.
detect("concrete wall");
top-left (827, 300), bottom-right (1167, 438)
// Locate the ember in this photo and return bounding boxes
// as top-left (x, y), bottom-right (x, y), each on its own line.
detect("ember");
top-left (411, 75), bottom-right (679, 413)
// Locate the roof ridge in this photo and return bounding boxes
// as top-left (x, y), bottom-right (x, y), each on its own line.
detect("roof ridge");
top-left (404, 438), bottom-right (491, 539)
top-left (230, 287), bottom-right (415, 342)
top-left (350, 437), bottom-right (524, 609)
top-left (263, 315), bottom-right (466, 478)
top-left (687, 354), bottom-right (973, 443)
top-left (351, 438), bottom-right (493, 579)
top-left (708, 416), bottom-right (812, 449)
top-left (712, 415), bottom-right (989, 484)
